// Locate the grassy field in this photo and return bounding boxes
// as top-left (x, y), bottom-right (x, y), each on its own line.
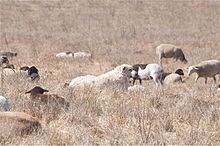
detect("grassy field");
top-left (0, 0), bottom-right (220, 145)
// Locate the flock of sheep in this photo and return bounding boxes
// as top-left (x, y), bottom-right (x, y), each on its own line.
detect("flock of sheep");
top-left (0, 43), bottom-right (220, 136)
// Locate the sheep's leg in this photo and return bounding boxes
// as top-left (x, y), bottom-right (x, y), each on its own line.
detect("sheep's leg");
top-left (154, 77), bottom-right (162, 87)
top-left (213, 76), bottom-right (216, 83)
top-left (132, 78), bottom-right (136, 85)
top-left (139, 79), bottom-right (142, 85)
top-left (195, 75), bottom-right (199, 83)
top-left (205, 77), bottom-right (207, 84)
top-left (159, 55), bottom-right (162, 66)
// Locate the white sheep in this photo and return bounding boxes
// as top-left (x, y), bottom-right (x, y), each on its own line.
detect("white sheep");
top-left (74, 52), bottom-right (92, 58)
top-left (56, 52), bottom-right (73, 58)
top-left (187, 60), bottom-right (220, 84)
top-left (156, 44), bottom-right (188, 65)
top-left (0, 96), bottom-right (10, 111)
top-left (56, 51), bottom-right (91, 59)
top-left (68, 64), bottom-right (133, 90)
top-left (137, 64), bottom-right (164, 86)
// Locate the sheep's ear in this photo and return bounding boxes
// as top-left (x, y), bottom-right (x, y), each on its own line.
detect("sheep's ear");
top-left (122, 67), bottom-right (126, 71)
top-left (25, 90), bottom-right (31, 94)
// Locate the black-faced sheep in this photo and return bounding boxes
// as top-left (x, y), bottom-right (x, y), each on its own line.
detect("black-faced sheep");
top-left (188, 60), bottom-right (220, 84)
top-left (0, 56), bottom-right (9, 66)
top-left (162, 69), bottom-right (185, 84)
top-left (156, 44), bottom-right (188, 65)
top-left (130, 64), bottom-right (148, 85)
top-left (20, 66), bottom-right (40, 81)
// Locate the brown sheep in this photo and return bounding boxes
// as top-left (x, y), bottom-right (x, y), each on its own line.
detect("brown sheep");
top-left (25, 86), bottom-right (70, 109)
top-left (188, 60), bottom-right (220, 84)
top-left (0, 112), bottom-right (41, 136)
top-left (156, 44), bottom-right (187, 65)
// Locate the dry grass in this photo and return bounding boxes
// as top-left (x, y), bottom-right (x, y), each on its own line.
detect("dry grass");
top-left (0, 0), bottom-right (220, 145)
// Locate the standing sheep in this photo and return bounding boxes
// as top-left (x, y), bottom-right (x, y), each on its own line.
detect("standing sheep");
top-left (130, 64), bottom-right (148, 85)
top-left (137, 63), bottom-right (164, 86)
top-left (187, 60), bottom-right (220, 84)
top-left (156, 44), bottom-right (188, 65)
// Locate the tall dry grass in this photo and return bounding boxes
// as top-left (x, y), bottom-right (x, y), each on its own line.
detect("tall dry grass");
top-left (0, 0), bottom-right (220, 145)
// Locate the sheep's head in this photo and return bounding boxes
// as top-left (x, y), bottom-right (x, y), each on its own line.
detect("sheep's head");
top-left (175, 69), bottom-right (184, 76)
top-left (187, 66), bottom-right (199, 76)
top-left (28, 66), bottom-right (39, 76)
top-left (179, 54), bottom-right (188, 64)
top-left (1, 56), bottom-right (9, 64)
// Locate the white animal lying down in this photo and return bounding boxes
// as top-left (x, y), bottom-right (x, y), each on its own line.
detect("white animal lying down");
top-left (69, 75), bottom-right (97, 87)
top-left (56, 51), bottom-right (91, 58)
top-left (68, 64), bottom-right (133, 90)
top-left (135, 64), bottom-right (164, 86)
top-left (188, 60), bottom-right (220, 84)
top-left (0, 96), bottom-right (10, 111)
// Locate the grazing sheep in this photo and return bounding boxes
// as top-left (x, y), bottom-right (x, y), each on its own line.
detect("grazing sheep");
top-left (130, 64), bottom-right (148, 85)
top-left (0, 96), bottom-right (10, 111)
top-left (187, 60), bottom-right (220, 84)
top-left (0, 51), bottom-right (17, 58)
top-left (0, 112), bottom-right (41, 136)
top-left (162, 69), bottom-right (184, 84)
top-left (56, 51), bottom-right (91, 59)
top-left (0, 56), bottom-right (9, 66)
top-left (156, 44), bottom-right (188, 65)
top-left (20, 66), bottom-right (40, 81)
top-left (137, 64), bottom-right (164, 86)
top-left (25, 86), bottom-right (70, 109)
top-left (69, 64), bottom-right (133, 90)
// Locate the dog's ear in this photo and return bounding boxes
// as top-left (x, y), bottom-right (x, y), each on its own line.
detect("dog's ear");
top-left (194, 66), bottom-right (199, 70)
